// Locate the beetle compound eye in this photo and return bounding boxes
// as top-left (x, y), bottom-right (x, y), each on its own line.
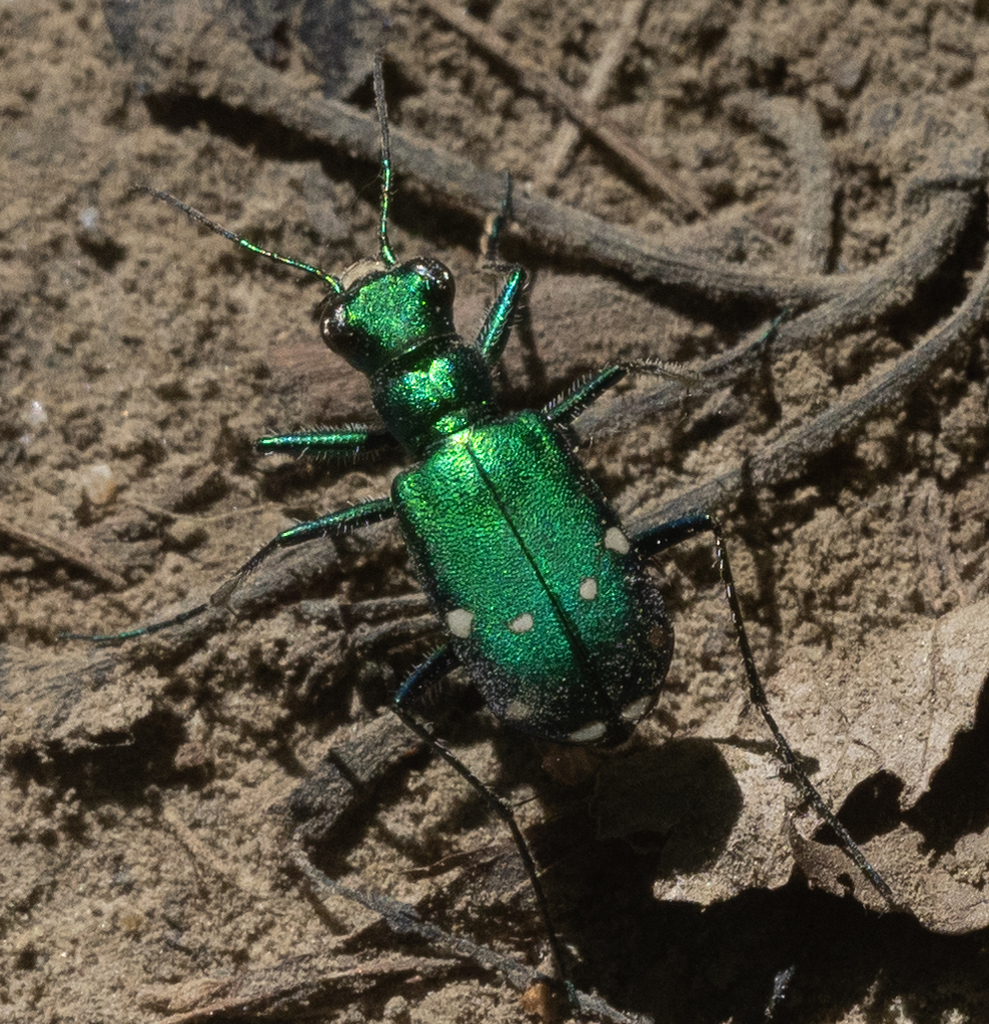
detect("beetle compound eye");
top-left (321, 300), bottom-right (368, 363)
top-left (404, 258), bottom-right (456, 314)
top-left (414, 258), bottom-right (454, 296)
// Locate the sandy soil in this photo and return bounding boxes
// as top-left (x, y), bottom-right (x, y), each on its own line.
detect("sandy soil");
top-left (3, 0), bottom-right (989, 1022)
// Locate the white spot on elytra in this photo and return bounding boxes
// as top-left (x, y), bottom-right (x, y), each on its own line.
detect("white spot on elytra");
top-left (569, 720), bottom-right (607, 743)
top-left (446, 608), bottom-right (474, 638)
top-left (578, 576), bottom-right (598, 601)
top-left (507, 612), bottom-right (534, 634)
top-left (604, 527), bottom-right (630, 554)
top-left (620, 696), bottom-right (652, 723)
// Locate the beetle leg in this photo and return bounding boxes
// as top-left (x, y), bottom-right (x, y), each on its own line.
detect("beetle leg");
top-left (394, 645), bottom-right (578, 1010)
top-left (63, 498), bottom-right (395, 643)
top-left (634, 511), bottom-right (897, 907)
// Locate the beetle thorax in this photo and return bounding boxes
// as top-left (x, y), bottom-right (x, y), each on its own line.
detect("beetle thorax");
top-left (321, 257), bottom-right (501, 454)
top-left (371, 344), bottom-right (499, 453)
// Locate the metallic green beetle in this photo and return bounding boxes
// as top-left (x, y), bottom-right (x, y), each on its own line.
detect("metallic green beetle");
top-left (71, 62), bottom-right (892, 1006)
top-left (325, 256), bottom-right (674, 747)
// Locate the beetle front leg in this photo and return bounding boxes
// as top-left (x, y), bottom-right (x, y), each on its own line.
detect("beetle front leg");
top-left (256, 427), bottom-right (399, 462)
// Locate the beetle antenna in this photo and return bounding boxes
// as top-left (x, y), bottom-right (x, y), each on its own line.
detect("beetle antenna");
top-left (372, 56), bottom-right (398, 267)
top-left (130, 187), bottom-right (343, 293)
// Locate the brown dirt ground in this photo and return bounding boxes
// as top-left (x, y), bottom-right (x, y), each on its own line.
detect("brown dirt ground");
top-left (3, 1), bottom-right (989, 1022)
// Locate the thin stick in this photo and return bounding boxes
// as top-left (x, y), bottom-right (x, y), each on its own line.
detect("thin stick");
top-left (624, 194), bottom-right (989, 531)
top-left (420, 0), bottom-right (705, 215)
